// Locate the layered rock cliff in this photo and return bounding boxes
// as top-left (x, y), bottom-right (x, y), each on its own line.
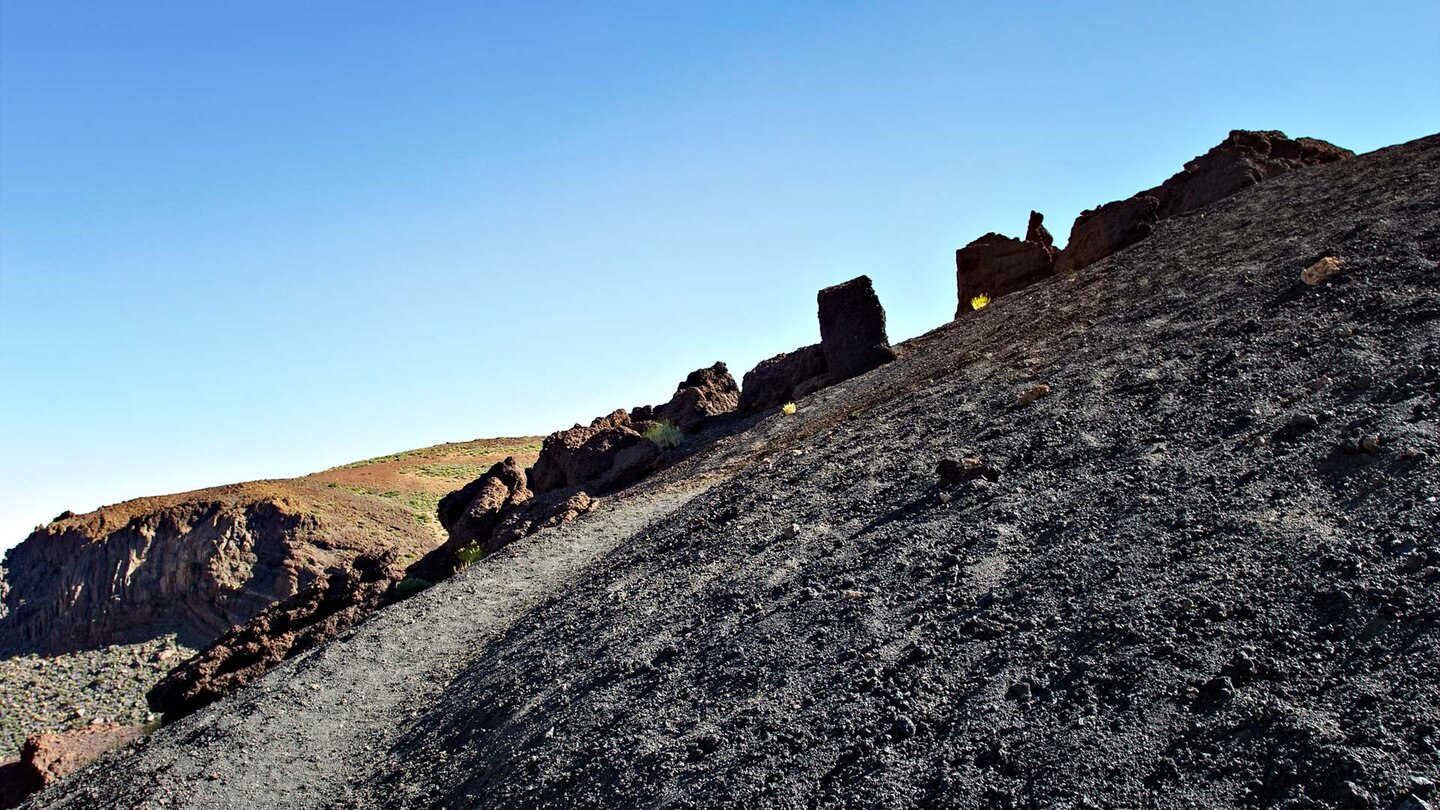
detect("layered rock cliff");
top-left (0, 480), bottom-right (439, 655)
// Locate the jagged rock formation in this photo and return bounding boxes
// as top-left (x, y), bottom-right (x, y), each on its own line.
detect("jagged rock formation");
top-left (0, 481), bottom-right (439, 655)
top-left (954, 231), bottom-right (1058, 317)
top-left (953, 132), bottom-right (1353, 312)
top-left (739, 275), bottom-right (897, 412)
top-left (738, 344), bottom-right (828, 412)
top-left (146, 551), bottom-right (400, 723)
top-left (634, 362), bottom-right (741, 432)
top-left (1054, 129), bottom-right (1352, 273)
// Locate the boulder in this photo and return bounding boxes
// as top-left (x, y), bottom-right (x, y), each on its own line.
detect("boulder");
top-left (528, 410), bottom-right (632, 494)
top-left (1025, 210), bottom-right (1054, 247)
top-left (489, 491), bottom-right (597, 554)
top-left (147, 551), bottom-right (400, 723)
top-left (1055, 195), bottom-right (1160, 274)
top-left (739, 344), bottom-right (828, 413)
top-left (1146, 129), bottom-right (1353, 219)
top-left (413, 458), bottom-right (533, 580)
top-left (816, 276), bottom-right (896, 382)
top-left (649, 362), bottom-right (740, 431)
top-left (0, 725), bottom-right (142, 809)
top-left (954, 232), bottom-right (1057, 317)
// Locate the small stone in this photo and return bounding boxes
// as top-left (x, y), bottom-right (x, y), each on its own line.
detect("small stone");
top-left (1007, 682), bottom-right (1032, 701)
top-left (1288, 413), bottom-right (1321, 430)
top-left (1301, 255), bottom-right (1344, 285)
top-left (890, 715), bottom-right (916, 741)
top-left (1014, 384), bottom-right (1052, 408)
top-left (783, 523), bottom-right (801, 539)
top-left (937, 492), bottom-right (953, 504)
top-left (1358, 434), bottom-right (1381, 452)
top-left (1403, 446), bottom-right (1428, 460)
top-left (1402, 551), bottom-right (1429, 573)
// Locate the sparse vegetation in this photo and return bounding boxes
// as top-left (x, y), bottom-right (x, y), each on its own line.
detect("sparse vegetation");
top-left (644, 422), bottom-right (684, 450)
top-left (782, 402), bottom-right (797, 415)
top-left (326, 438), bottom-right (542, 471)
top-left (394, 578), bottom-right (433, 599)
top-left (409, 462), bottom-right (491, 481)
top-left (970, 293), bottom-right (991, 310)
top-left (454, 541), bottom-right (485, 570)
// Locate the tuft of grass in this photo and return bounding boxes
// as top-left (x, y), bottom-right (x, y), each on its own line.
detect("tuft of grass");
top-left (643, 421), bottom-right (683, 450)
top-left (395, 578), bottom-right (433, 599)
top-left (782, 402), bottom-right (797, 415)
top-left (454, 540), bottom-right (485, 570)
top-left (970, 293), bottom-right (991, 311)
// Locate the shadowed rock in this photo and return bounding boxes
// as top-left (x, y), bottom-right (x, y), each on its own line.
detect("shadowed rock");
top-left (489, 491), bottom-right (597, 554)
top-left (817, 275), bottom-right (896, 382)
top-left (954, 232), bottom-right (1057, 317)
top-left (1026, 210), bottom-right (1054, 247)
top-left (1055, 130), bottom-right (1351, 273)
top-left (414, 458), bottom-right (533, 581)
top-left (645, 362), bottom-right (740, 431)
top-left (1055, 195), bottom-right (1161, 273)
top-left (0, 725), bottom-right (140, 809)
top-left (528, 410), bottom-right (633, 494)
top-left (739, 344), bottom-right (828, 413)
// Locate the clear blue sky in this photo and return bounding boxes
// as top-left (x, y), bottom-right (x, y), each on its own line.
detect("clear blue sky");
top-left (1, 1), bottom-right (1437, 549)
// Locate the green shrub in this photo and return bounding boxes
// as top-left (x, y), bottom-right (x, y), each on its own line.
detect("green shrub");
top-left (643, 421), bottom-right (683, 450)
top-left (454, 541), bottom-right (485, 570)
top-left (394, 578), bottom-right (433, 599)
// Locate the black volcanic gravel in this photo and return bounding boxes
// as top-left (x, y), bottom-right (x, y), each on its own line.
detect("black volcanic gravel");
top-left (29, 133), bottom-right (1440, 810)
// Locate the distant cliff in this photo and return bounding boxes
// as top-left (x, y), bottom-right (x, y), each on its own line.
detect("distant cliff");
top-left (0, 480), bottom-right (439, 655)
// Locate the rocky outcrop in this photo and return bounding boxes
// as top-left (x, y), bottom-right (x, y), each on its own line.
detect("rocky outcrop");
top-left (0, 482), bottom-right (437, 656)
top-left (0, 724), bottom-right (140, 809)
top-left (739, 345), bottom-right (828, 413)
top-left (490, 491), bottom-right (597, 553)
top-left (954, 232), bottom-right (1057, 316)
top-left (1054, 195), bottom-right (1161, 274)
top-left (642, 362), bottom-right (740, 432)
top-left (1025, 210), bottom-right (1054, 247)
top-left (1054, 130), bottom-right (1351, 274)
top-left (147, 551), bottom-right (400, 723)
top-left (528, 410), bottom-right (633, 494)
top-left (1145, 129), bottom-right (1352, 219)
top-left (412, 459), bottom-right (534, 581)
top-left (817, 276), bottom-right (896, 382)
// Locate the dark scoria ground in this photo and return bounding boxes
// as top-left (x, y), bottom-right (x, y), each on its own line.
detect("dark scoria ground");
top-left (31, 133), bottom-right (1440, 809)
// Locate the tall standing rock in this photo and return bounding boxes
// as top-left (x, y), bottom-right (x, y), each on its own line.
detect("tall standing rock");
top-left (817, 276), bottom-right (897, 382)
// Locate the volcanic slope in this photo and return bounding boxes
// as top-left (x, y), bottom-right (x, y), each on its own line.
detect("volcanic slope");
top-left (32, 133), bottom-right (1440, 809)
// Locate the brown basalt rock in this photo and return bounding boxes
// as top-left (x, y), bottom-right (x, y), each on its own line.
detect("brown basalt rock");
top-left (1025, 210), bottom-right (1054, 247)
top-left (817, 276), bottom-right (896, 382)
top-left (528, 410), bottom-right (633, 494)
top-left (489, 491), bottom-right (597, 554)
top-left (23, 725), bottom-right (141, 787)
top-left (739, 344), bottom-right (829, 413)
top-left (1055, 195), bottom-right (1161, 274)
top-left (649, 362), bottom-right (740, 432)
top-left (1054, 130), bottom-right (1351, 274)
top-left (414, 458), bottom-right (533, 580)
top-left (147, 551), bottom-right (400, 724)
top-left (1145, 130), bottom-right (1352, 219)
top-left (0, 725), bottom-right (141, 809)
top-left (954, 232), bottom-right (1057, 317)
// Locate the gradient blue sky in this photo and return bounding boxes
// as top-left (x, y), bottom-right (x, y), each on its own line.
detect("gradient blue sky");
top-left (1, 1), bottom-right (1437, 549)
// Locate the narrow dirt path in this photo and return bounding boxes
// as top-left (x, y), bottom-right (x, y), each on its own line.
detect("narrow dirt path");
top-left (33, 484), bottom-right (711, 810)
